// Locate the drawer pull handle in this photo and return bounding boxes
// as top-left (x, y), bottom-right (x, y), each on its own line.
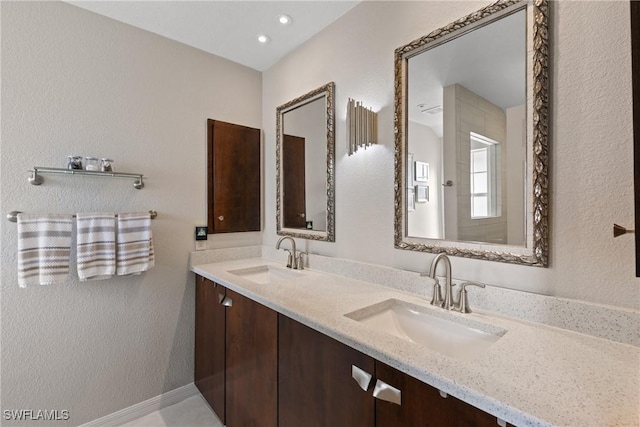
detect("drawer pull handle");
top-left (351, 365), bottom-right (372, 391)
top-left (218, 215), bottom-right (224, 221)
top-left (221, 296), bottom-right (233, 307)
top-left (218, 293), bottom-right (225, 304)
top-left (373, 379), bottom-right (401, 405)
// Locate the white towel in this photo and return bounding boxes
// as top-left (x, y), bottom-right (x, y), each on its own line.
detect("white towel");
top-left (116, 212), bottom-right (155, 276)
top-left (17, 213), bottom-right (73, 287)
top-left (76, 213), bottom-right (116, 281)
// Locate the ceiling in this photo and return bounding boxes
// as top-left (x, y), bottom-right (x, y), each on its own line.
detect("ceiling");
top-left (67, 1), bottom-right (359, 71)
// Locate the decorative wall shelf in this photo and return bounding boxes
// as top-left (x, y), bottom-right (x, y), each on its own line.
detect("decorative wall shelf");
top-left (28, 167), bottom-right (146, 189)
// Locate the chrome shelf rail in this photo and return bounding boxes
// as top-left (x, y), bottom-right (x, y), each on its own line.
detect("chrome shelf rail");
top-left (28, 167), bottom-right (146, 189)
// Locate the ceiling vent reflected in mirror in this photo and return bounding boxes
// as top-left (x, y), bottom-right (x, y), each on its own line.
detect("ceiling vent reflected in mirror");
top-left (418, 104), bottom-right (443, 115)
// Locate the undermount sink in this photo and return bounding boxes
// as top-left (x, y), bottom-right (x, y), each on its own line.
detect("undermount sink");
top-left (227, 265), bottom-right (302, 285)
top-left (345, 299), bottom-right (506, 360)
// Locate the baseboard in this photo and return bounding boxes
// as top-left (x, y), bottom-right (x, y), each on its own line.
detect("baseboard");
top-left (79, 383), bottom-right (199, 427)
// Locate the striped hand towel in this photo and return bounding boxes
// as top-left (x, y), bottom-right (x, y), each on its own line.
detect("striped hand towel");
top-left (76, 213), bottom-right (116, 281)
top-left (17, 213), bottom-right (73, 287)
top-left (116, 212), bottom-right (155, 276)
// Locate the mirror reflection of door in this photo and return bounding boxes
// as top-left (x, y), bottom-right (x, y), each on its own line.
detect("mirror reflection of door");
top-left (283, 134), bottom-right (307, 229)
top-left (280, 95), bottom-right (328, 232)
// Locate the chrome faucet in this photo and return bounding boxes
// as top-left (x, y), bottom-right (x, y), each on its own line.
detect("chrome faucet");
top-left (424, 254), bottom-right (485, 313)
top-left (427, 254), bottom-right (455, 310)
top-left (276, 236), bottom-right (304, 270)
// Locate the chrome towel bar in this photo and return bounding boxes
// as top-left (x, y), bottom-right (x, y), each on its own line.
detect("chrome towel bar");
top-left (6, 210), bottom-right (158, 223)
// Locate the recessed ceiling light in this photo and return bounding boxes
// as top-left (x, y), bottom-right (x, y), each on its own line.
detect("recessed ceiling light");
top-left (257, 34), bottom-right (270, 44)
top-left (278, 14), bottom-right (292, 25)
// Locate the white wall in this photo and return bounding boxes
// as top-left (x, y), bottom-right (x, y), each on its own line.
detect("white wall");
top-left (407, 121), bottom-right (443, 239)
top-left (263, 1), bottom-right (639, 310)
top-left (0, 1), bottom-right (262, 424)
top-left (506, 104), bottom-right (526, 245)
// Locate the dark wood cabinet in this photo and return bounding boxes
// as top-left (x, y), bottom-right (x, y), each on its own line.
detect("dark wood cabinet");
top-left (207, 119), bottom-right (261, 234)
top-left (375, 361), bottom-right (454, 427)
top-left (196, 275), bottom-right (513, 427)
top-left (225, 289), bottom-right (278, 427)
top-left (194, 276), bottom-right (277, 427)
top-left (278, 314), bottom-right (375, 427)
top-left (375, 361), bottom-right (512, 427)
top-left (194, 275), bottom-right (226, 422)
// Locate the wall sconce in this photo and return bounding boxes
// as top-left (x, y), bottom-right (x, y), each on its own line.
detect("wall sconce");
top-left (347, 98), bottom-right (378, 155)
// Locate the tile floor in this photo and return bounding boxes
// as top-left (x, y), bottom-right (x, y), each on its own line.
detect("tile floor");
top-left (121, 395), bottom-right (223, 427)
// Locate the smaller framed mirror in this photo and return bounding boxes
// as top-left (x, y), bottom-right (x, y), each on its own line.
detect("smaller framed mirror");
top-left (276, 82), bottom-right (335, 241)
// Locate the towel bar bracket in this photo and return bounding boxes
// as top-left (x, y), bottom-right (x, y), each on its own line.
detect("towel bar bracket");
top-left (6, 210), bottom-right (157, 223)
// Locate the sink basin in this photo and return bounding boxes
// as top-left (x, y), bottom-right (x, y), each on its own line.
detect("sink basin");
top-left (227, 265), bottom-right (302, 285)
top-left (345, 299), bottom-right (506, 360)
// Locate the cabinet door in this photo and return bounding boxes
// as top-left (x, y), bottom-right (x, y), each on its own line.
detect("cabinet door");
top-left (225, 289), bottom-right (277, 427)
top-left (207, 119), bottom-right (261, 234)
top-left (376, 361), bottom-right (512, 427)
top-left (452, 396), bottom-right (513, 427)
top-left (279, 315), bottom-right (375, 427)
top-left (375, 361), bottom-right (453, 427)
top-left (194, 276), bottom-right (226, 422)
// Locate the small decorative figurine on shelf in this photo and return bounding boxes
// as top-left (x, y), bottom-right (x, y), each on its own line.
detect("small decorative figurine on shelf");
top-left (67, 156), bottom-right (83, 170)
top-left (84, 157), bottom-right (99, 171)
top-left (100, 158), bottom-right (114, 172)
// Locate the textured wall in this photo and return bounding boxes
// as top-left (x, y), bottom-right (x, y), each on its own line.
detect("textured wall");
top-left (0, 1), bottom-right (261, 424)
top-left (262, 1), bottom-right (639, 309)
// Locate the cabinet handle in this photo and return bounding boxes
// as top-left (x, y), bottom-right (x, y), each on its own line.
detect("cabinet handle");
top-left (351, 365), bottom-right (372, 391)
top-left (373, 379), bottom-right (402, 405)
top-left (221, 296), bottom-right (233, 307)
top-left (218, 293), bottom-right (225, 304)
top-left (218, 215), bottom-right (224, 221)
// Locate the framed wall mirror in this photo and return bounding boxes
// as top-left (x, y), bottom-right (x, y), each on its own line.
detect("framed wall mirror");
top-left (394, 0), bottom-right (549, 266)
top-left (276, 82), bottom-right (335, 241)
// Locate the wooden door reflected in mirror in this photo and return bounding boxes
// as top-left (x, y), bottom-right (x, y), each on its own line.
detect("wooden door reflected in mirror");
top-left (283, 134), bottom-right (307, 229)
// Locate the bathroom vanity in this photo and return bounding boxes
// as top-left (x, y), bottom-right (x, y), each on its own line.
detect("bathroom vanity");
top-left (191, 255), bottom-right (639, 427)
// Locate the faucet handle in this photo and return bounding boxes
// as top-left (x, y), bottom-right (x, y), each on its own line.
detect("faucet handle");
top-left (294, 252), bottom-right (306, 270)
top-left (457, 282), bottom-right (485, 313)
top-left (430, 279), bottom-right (443, 307)
top-left (283, 249), bottom-right (293, 268)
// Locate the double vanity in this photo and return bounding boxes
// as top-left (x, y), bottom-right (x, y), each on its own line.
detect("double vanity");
top-left (191, 249), bottom-right (639, 427)
top-left (195, 1), bottom-right (638, 425)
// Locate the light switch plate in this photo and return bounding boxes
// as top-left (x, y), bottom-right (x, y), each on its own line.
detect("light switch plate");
top-left (195, 241), bottom-right (207, 251)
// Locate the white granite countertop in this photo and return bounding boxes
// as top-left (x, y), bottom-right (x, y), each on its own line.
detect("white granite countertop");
top-left (191, 258), bottom-right (640, 427)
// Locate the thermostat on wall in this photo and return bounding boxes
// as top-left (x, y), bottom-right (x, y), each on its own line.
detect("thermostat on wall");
top-left (195, 226), bottom-right (208, 250)
top-left (195, 226), bottom-right (208, 241)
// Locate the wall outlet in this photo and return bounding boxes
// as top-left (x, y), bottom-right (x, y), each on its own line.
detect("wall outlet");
top-left (195, 240), bottom-right (207, 251)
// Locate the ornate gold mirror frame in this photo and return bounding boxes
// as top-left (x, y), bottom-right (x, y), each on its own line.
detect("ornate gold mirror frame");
top-left (276, 82), bottom-right (336, 242)
top-left (393, 0), bottom-right (549, 266)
